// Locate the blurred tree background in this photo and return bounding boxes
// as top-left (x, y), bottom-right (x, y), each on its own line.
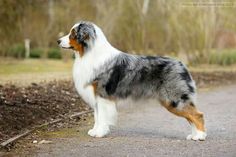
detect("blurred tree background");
top-left (0, 0), bottom-right (236, 65)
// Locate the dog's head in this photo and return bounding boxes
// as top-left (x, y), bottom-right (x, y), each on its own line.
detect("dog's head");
top-left (57, 21), bottom-right (96, 56)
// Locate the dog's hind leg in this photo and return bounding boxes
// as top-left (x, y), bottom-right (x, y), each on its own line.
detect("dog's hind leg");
top-left (160, 100), bottom-right (207, 141)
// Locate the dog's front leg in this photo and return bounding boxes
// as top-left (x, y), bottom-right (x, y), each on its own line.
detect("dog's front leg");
top-left (94, 97), bottom-right (117, 137)
top-left (77, 85), bottom-right (99, 137)
top-left (88, 103), bottom-right (99, 137)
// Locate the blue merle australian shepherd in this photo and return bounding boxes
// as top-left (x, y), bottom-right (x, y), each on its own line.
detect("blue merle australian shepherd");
top-left (57, 21), bottom-right (206, 141)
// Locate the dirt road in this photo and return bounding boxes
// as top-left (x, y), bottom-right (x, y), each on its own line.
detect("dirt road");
top-left (15, 85), bottom-right (236, 157)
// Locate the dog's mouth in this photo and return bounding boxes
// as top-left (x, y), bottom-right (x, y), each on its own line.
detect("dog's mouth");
top-left (62, 46), bottom-right (74, 49)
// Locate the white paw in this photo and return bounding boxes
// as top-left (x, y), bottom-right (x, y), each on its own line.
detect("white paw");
top-left (186, 131), bottom-right (207, 141)
top-left (192, 131), bottom-right (207, 141)
top-left (186, 134), bottom-right (193, 140)
top-left (88, 128), bottom-right (97, 137)
top-left (94, 126), bottom-right (110, 138)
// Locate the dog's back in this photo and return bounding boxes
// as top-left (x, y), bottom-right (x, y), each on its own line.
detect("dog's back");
top-left (94, 53), bottom-right (196, 106)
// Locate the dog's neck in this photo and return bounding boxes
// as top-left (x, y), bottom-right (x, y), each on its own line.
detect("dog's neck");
top-left (72, 26), bottom-right (121, 88)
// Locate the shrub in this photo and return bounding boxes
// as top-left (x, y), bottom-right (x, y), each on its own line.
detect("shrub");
top-left (8, 44), bottom-right (25, 58)
top-left (30, 48), bottom-right (43, 58)
top-left (208, 49), bottom-right (236, 66)
top-left (47, 48), bottom-right (61, 59)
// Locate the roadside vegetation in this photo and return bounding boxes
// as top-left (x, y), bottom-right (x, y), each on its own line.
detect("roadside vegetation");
top-left (207, 49), bottom-right (236, 66)
top-left (0, 59), bottom-right (72, 75)
top-left (1, 0), bottom-right (236, 65)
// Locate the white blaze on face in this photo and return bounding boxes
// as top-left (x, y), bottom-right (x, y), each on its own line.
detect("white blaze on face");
top-left (58, 23), bottom-right (80, 49)
top-left (58, 34), bottom-right (70, 48)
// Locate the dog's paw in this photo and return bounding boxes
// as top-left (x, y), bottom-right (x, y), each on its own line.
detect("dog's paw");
top-left (94, 126), bottom-right (110, 138)
top-left (186, 131), bottom-right (207, 141)
top-left (186, 134), bottom-right (193, 140)
top-left (88, 128), bottom-right (97, 137)
top-left (192, 131), bottom-right (207, 141)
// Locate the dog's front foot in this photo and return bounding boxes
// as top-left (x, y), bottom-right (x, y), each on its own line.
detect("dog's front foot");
top-left (186, 134), bottom-right (193, 140)
top-left (88, 125), bottom-right (110, 138)
top-left (88, 128), bottom-right (97, 137)
top-left (94, 125), bottom-right (110, 138)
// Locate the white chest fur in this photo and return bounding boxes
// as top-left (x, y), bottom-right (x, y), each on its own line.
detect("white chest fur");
top-left (72, 54), bottom-right (96, 107)
top-left (72, 47), bottom-right (119, 107)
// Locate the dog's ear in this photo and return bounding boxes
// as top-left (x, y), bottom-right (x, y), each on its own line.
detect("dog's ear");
top-left (77, 23), bottom-right (89, 42)
top-left (77, 22), bottom-right (96, 43)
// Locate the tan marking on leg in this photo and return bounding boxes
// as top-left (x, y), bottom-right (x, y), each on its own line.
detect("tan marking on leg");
top-left (91, 82), bottom-right (117, 101)
top-left (160, 100), bottom-right (205, 132)
top-left (92, 82), bottom-right (98, 95)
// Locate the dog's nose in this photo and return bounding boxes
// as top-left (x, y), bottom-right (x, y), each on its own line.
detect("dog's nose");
top-left (57, 39), bottom-right (61, 45)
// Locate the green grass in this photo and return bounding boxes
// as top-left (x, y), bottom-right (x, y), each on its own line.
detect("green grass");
top-left (1, 56), bottom-right (236, 76)
top-left (0, 58), bottom-right (73, 75)
top-left (190, 64), bottom-right (236, 72)
top-left (208, 49), bottom-right (236, 66)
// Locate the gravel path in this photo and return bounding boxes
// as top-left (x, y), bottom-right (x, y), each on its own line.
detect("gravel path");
top-left (20, 85), bottom-right (236, 157)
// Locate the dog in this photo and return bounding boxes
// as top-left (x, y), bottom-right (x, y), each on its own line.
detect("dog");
top-left (57, 21), bottom-right (207, 141)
